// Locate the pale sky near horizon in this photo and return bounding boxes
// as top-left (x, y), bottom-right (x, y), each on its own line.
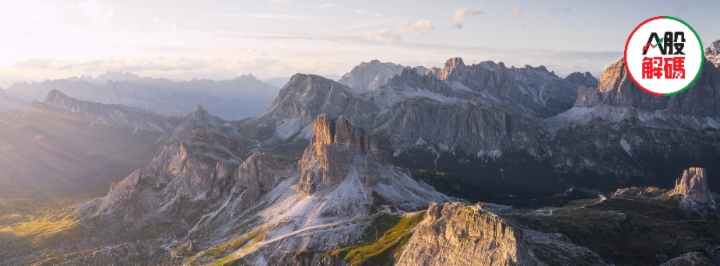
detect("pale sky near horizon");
top-left (0, 0), bottom-right (718, 88)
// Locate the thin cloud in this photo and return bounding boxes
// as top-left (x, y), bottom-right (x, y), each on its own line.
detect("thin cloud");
top-left (453, 7), bottom-right (484, 28)
top-left (511, 7), bottom-right (523, 17)
top-left (397, 19), bottom-right (434, 33)
top-left (366, 19), bottom-right (435, 44)
top-left (453, 8), bottom-right (469, 28)
top-left (366, 29), bottom-right (401, 44)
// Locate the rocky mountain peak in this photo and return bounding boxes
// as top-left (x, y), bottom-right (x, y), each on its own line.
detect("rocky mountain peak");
top-left (194, 104), bottom-right (206, 113)
top-left (298, 114), bottom-right (387, 194)
top-left (706, 39), bottom-right (720, 65)
top-left (43, 88), bottom-right (73, 105)
top-left (565, 71), bottom-right (599, 88)
top-left (428, 57), bottom-right (466, 80)
top-left (338, 60), bottom-right (409, 92)
top-left (184, 104), bottom-right (217, 123)
top-left (444, 57), bottom-right (466, 72)
top-left (671, 167), bottom-right (710, 203)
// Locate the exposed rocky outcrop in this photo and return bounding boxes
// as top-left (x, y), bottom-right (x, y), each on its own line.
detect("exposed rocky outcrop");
top-left (373, 97), bottom-right (549, 157)
top-left (396, 202), bottom-right (605, 266)
top-left (427, 57), bottom-right (466, 80)
top-left (669, 167), bottom-right (710, 203)
top-left (565, 72), bottom-right (599, 89)
top-left (397, 202), bottom-right (535, 265)
top-left (549, 58), bottom-right (720, 185)
top-left (35, 89), bottom-right (179, 133)
top-left (707, 40), bottom-right (720, 65)
top-left (338, 59), bottom-right (410, 92)
top-left (298, 114), bottom-right (387, 194)
top-left (574, 58), bottom-right (720, 117)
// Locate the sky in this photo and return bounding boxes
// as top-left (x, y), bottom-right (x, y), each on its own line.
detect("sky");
top-left (0, 0), bottom-right (718, 88)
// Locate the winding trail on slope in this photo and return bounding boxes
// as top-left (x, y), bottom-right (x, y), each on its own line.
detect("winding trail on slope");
top-left (230, 208), bottom-right (412, 259)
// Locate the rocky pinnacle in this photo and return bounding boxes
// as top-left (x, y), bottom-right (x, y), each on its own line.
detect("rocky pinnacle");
top-left (672, 167), bottom-right (710, 203)
top-left (298, 114), bottom-right (387, 195)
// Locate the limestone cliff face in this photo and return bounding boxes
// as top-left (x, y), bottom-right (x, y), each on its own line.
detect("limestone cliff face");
top-left (396, 202), bottom-right (533, 266)
top-left (337, 59), bottom-right (409, 92)
top-left (374, 97), bottom-right (549, 156)
top-left (575, 58), bottom-right (720, 117)
top-left (396, 202), bottom-right (606, 266)
top-left (670, 167), bottom-right (710, 203)
top-left (37, 89), bottom-right (178, 133)
top-left (298, 114), bottom-right (388, 194)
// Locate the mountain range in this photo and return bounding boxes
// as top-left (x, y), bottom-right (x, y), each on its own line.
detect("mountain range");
top-left (1, 41), bottom-right (720, 265)
top-left (4, 72), bottom-right (281, 121)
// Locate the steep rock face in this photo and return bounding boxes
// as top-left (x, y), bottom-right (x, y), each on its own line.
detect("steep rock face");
top-left (576, 58), bottom-right (720, 117)
top-left (549, 59), bottom-right (720, 185)
top-left (240, 74), bottom-right (378, 141)
top-left (396, 202), bottom-right (605, 266)
top-left (374, 97), bottom-right (548, 156)
top-left (233, 153), bottom-right (290, 207)
top-left (36, 89), bottom-right (178, 133)
top-left (396, 202), bottom-right (534, 266)
top-left (95, 106), bottom-right (251, 216)
top-left (565, 72), bottom-right (599, 89)
top-left (670, 167), bottom-right (710, 203)
top-left (707, 40), bottom-right (720, 65)
top-left (338, 60), bottom-right (409, 92)
top-left (425, 58), bottom-right (579, 117)
top-left (427, 57), bottom-right (466, 80)
top-left (298, 114), bottom-right (388, 194)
